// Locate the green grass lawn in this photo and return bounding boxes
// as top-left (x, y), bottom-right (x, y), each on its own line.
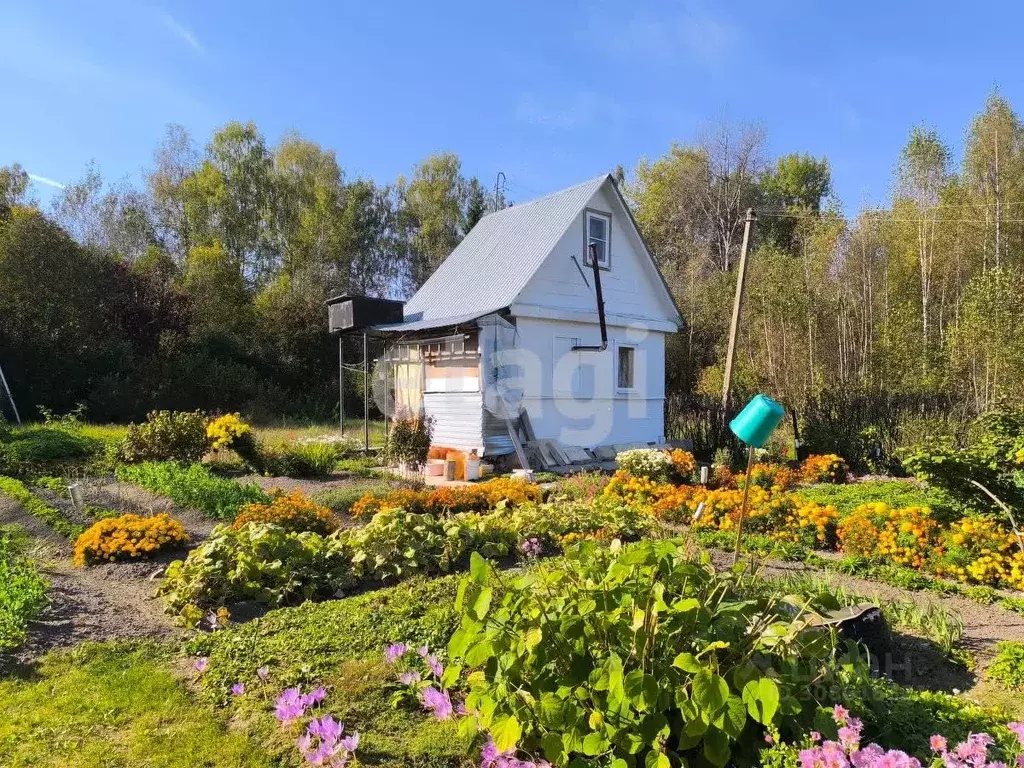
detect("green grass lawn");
top-left (0, 642), bottom-right (269, 767)
top-left (0, 577), bottom-right (472, 768)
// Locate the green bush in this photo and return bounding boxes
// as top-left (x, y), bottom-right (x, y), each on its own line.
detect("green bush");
top-left (0, 427), bottom-right (99, 475)
top-left (0, 526), bottom-right (48, 650)
top-left (0, 476), bottom-right (85, 539)
top-left (384, 413), bottom-right (432, 467)
top-left (988, 641), bottom-right (1024, 690)
top-left (116, 461), bottom-right (269, 520)
top-left (450, 542), bottom-right (853, 767)
top-left (114, 410), bottom-right (210, 465)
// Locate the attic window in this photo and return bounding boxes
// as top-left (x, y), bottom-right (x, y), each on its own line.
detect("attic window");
top-left (584, 210), bottom-right (611, 269)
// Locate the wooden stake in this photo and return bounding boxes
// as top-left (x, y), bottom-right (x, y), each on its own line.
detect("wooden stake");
top-left (732, 445), bottom-right (756, 566)
top-left (721, 209), bottom-right (756, 417)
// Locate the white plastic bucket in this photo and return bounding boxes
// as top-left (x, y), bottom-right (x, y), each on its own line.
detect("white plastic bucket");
top-left (465, 458), bottom-right (481, 481)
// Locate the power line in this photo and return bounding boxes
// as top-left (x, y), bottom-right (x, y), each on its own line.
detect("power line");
top-left (757, 209), bottom-right (1024, 225)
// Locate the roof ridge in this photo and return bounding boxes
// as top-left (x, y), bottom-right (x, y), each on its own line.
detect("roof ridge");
top-left (482, 173), bottom-right (609, 219)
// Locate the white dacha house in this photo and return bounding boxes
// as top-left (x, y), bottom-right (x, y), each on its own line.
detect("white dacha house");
top-left (333, 174), bottom-right (684, 468)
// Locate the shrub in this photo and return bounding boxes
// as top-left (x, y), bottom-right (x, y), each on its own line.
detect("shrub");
top-left (232, 490), bottom-right (341, 535)
top-left (801, 453), bottom-right (849, 483)
top-left (116, 461), bottom-right (269, 520)
top-left (0, 427), bottom-right (99, 475)
top-left (385, 413), bottom-right (432, 467)
top-left (615, 447), bottom-right (673, 482)
top-left (73, 513), bottom-right (190, 567)
top-left (0, 476), bottom-right (85, 539)
top-left (205, 413), bottom-right (251, 451)
top-left (0, 527), bottom-right (48, 650)
top-left (114, 410), bottom-right (209, 464)
top-left (449, 542), bottom-right (852, 767)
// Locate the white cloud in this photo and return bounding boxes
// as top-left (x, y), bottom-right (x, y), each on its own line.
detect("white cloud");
top-left (156, 8), bottom-right (205, 56)
top-left (28, 173), bottom-right (65, 190)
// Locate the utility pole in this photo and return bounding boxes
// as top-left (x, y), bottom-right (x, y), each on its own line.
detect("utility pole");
top-left (720, 208), bottom-right (757, 418)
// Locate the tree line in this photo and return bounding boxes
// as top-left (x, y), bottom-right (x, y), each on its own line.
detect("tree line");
top-left (0, 123), bottom-right (501, 421)
top-left (2, 94), bottom-right (1023, 449)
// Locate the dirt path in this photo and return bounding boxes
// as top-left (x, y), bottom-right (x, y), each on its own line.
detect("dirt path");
top-left (0, 493), bottom-right (184, 666)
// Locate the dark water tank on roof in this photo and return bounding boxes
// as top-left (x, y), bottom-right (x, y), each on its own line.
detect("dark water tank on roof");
top-left (325, 295), bottom-right (404, 332)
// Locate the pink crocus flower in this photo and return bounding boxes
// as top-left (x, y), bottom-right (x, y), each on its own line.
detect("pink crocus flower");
top-left (231, 683), bottom-right (245, 696)
top-left (193, 657), bottom-right (208, 673)
top-left (257, 666), bottom-right (270, 682)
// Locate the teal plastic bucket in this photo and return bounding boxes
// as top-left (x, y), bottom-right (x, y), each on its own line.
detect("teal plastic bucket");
top-left (729, 394), bottom-right (785, 448)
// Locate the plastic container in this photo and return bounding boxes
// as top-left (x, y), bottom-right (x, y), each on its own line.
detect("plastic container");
top-left (446, 451), bottom-right (465, 481)
top-left (465, 458), bottom-right (481, 481)
top-left (479, 463), bottom-right (493, 478)
top-left (444, 459), bottom-right (456, 481)
top-left (424, 459), bottom-right (445, 476)
top-left (729, 394), bottom-right (785, 448)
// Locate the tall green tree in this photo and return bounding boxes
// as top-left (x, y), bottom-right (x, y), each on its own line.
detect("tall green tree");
top-left (398, 152), bottom-right (468, 291)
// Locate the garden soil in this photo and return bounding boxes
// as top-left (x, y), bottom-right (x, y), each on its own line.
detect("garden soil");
top-left (0, 488), bottom-right (209, 666)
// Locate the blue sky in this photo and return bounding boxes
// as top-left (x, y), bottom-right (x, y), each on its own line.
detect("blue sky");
top-left (2, 1), bottom-right (1020, 212)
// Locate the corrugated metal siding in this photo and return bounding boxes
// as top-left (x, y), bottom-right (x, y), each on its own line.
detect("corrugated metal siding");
top-left (423, 392), bottom-right (484, 453)
top-left (401, 175), bottom-right (609, 324)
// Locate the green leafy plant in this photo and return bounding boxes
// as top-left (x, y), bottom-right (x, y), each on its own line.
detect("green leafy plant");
top-left (988, 641), bottom-right (1024, 690)
top-left (156, 496), bottom-right (649, 623)
top-left (116, 461), bottom-right (269, 520)
top-left (0, 476), bottom-right (85, 538)
top-left (384, 413), bottom-right (432, 468)
top-left (114, 410), bottom-right (210, 465)
top-left (0, 525), bottom-right (48, 650)
top-left (449, 541), bottom-right (855, 767)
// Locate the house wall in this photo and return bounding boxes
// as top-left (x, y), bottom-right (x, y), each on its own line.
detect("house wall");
top-left (423, 391), bottom-right (485, 454)
top-left (512, 183), bottom-right (680, 330)
top-left (507, 182), bottom-right (675, 448)
top-left (512, 315), bottom-right (667, 447)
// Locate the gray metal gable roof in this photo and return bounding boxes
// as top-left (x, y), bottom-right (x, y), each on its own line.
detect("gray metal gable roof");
top-left (399, 174), bottom-right (609, 326)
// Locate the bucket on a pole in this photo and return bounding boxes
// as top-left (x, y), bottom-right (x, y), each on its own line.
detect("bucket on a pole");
top-left (729, 394), bottom-right (785, 564)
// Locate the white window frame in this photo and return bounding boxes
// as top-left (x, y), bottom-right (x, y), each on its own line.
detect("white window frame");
top-left (616, 343), bottom-right (636, 393)
top-left (583, 209), bottom-right (611, 269)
